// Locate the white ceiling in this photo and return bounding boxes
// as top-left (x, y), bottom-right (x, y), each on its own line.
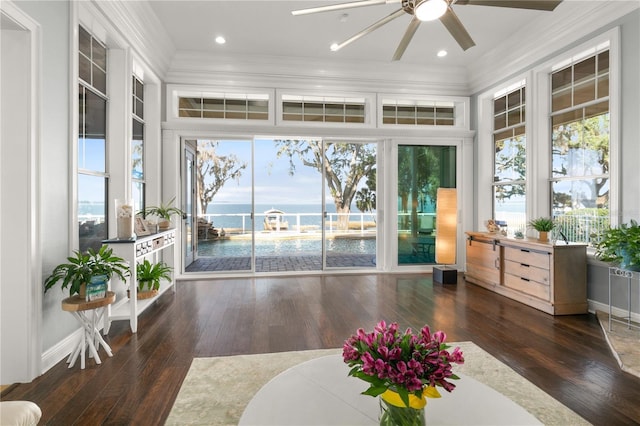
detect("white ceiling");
top-left (149, 0), bottom-right (579, 68)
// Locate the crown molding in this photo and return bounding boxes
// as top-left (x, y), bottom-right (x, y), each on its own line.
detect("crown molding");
top-left (468, 0), bottom-right (639, 94)
top-left (92, 0), bottom-right (175, 80)
top-left (165, 50), bottom-right (470, 96)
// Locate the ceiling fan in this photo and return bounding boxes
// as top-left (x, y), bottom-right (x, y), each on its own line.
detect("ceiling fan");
top-left (292, 0), bottom-right (562, 61)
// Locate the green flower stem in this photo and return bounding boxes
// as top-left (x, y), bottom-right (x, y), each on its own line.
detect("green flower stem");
top-left (379, 398), bottom-right (425, 426)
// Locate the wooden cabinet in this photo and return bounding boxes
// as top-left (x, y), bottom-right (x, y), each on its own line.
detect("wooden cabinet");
top-left (466, 233), bottom-right (501, 286)
top-left (464, 232), bottom-right (587, 315)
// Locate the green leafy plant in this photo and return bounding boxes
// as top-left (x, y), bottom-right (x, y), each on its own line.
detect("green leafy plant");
top-left (44, 245), bottom-right (130, 296)
top-left (136, 259), bottom-right (172, 292)
top-left (528, 217), bottom-right (555, 232)
top-left (593, 219), bottom-right (640, 271)
top-left (140, 197), bottom-right (185, 221)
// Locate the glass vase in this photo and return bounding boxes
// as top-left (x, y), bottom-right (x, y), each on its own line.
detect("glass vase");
top-left (379, 390), bottom-right (426, 426)
top-left (115, 199), bottom-right (134, 239)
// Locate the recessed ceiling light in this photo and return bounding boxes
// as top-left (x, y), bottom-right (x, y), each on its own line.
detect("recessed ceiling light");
top-left (215, 36), bottom-right (226, 45)
top-left (437, 50), bottom-right (448, 58)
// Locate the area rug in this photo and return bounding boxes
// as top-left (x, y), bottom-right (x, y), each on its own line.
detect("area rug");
top-left (596, 310), bottom-right (640, 378)
top-left (166, 342), bottom-right (588, 426)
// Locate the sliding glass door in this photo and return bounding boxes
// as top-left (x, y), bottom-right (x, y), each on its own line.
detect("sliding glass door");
top-left (254, 138), bottom-right (323, 272)
top-left (324, 140), bottom-right (377, 269)
top-left (185, 137), bottom-right (378, 273)
top-left (397, 145), bottom-right (456, 265)
top-left (186, 139), bottom-right (253, 273)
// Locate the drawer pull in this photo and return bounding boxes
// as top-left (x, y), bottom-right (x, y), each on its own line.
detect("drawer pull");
top-left (520, 249), bottom-right (530, 253)
top-left (520, 263), bottom-right (530, 268)
top-left (520, 277), bottom-right (530, 282)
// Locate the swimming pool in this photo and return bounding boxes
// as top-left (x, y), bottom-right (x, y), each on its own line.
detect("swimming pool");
top-left (198, 237), bottom-right (376, 257)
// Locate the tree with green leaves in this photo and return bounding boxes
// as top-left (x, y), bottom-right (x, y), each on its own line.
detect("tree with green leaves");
top-left (494, 134), bottom-right (526, 202)
top-left (397, 146), bottom-right (441, 235)
top-left (197, 141), bottom-right (247, 216)
top-left (356, 172), bottom-right (376, 219)
top-left (552, 114), bottom-right (610, 209)
top-left (275, 140), bottom-right (376, 230)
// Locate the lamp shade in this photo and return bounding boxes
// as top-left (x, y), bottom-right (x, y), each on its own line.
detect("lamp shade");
top-left (435, 188), bottom-right (457, 264)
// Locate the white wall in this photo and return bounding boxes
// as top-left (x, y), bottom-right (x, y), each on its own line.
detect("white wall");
top-left (0, 2), bottom-right (41, 384)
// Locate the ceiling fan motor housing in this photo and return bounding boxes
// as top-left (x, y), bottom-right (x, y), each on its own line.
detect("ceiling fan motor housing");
top-left (401, 0), bottom-right (414, 13)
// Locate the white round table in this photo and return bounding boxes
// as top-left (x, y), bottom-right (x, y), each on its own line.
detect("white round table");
top-left (239, 354), bottom-right (542, 425)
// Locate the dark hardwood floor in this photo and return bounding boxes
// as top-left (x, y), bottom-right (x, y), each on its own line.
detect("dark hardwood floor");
top-left (3, 273), bottom-right (640, 425)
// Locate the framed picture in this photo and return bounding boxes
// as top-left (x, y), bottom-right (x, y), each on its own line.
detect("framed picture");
top-left (135, 217), bottom-right (150, 236)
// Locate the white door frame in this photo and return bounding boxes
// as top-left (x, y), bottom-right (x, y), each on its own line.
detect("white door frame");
top-left (0, 1), bottom-right (42, 383)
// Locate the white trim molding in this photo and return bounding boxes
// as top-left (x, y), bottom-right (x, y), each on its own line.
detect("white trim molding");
top-left (469, 1), bottom-right (638, 94)
top-left (0, 0), bottom-right (42, 383)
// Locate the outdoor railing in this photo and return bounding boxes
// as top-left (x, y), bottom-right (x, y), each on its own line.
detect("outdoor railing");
top-left (81, 211), bottom-right (610, 245)
top-left (553, 213), bottom-right (609, 244)
top-left (199, 212), bottom-right (378, 234)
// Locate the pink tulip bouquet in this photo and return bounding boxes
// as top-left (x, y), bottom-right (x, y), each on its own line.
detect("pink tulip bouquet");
top-left (342, 320), bottom-right (464, 410)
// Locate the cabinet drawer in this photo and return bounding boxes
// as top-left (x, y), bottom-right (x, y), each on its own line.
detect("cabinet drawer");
top-left (503, 260), bottom-right (550, 284)
top-left (504, 246), bottom-right (550, 270)
top-left (504, 272), bottom-right (550, 300)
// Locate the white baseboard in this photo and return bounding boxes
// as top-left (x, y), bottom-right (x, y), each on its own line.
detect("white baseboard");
top-left (41, 327), bottom-right (82, 374)
top-left (588, 299), bottom-right (640, 323)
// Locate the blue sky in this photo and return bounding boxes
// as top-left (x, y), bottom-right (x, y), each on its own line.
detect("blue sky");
top-left (205, 139), bottom-right (335, 206)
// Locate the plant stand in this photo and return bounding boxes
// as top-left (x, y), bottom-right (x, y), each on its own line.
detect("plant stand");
top-left (61, 291), bottom-right (115, 369)
top-left (608, 267), bottom-right (640, 332)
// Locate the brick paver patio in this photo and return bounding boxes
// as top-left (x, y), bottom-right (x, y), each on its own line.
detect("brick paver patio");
top-left (185, 253), bottom-right (377, 273)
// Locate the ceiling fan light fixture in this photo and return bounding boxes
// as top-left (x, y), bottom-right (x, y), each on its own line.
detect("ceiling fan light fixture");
top-left (415, 0), bottom-right (448, 22)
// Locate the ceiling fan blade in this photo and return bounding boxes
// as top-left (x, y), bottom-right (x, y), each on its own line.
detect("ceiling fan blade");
top-left (454, 0), bottom-right (562, 11)
top-left (292, 0), bottom-right (399, 16)
top-left (392, 17), bottom-right (421, 61)
top-left (332, 8), bottom-right (405, 51)
top-left (439, 7), bottom-right (475, 51)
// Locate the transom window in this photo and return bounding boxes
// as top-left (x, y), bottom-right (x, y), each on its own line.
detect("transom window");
top-left (179, 93), bottom-right (269, 120)
top-left (550, 46), bottom-right (610, 243)
top-left (382, 100), bottom-right (454, 126)
top-left (281, 95), bottom-right (366, 123)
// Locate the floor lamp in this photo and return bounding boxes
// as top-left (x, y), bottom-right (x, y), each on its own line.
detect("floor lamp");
top-left (433, 188), bottom-right (457, 284)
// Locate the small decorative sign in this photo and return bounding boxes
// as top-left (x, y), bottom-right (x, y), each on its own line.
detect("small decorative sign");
top-left (135, 217), bottom-right (150, 236)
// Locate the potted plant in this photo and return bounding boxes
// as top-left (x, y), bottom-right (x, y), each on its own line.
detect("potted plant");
top-left (140, 197), bottom-right (185, 230)
top-left (44, 245), bottom-right (130, 299)
top-left (528, 217), bottom-right (555, 242)
top-left (134, 259), bottom-right (173, 299)
top-left (593, 219), bottom-right (640, 271)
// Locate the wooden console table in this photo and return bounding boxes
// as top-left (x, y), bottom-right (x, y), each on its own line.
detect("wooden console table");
top-left (465, 232), bottom-right (587, 315)
top-left (62, 291), bottom-right (115, 369)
